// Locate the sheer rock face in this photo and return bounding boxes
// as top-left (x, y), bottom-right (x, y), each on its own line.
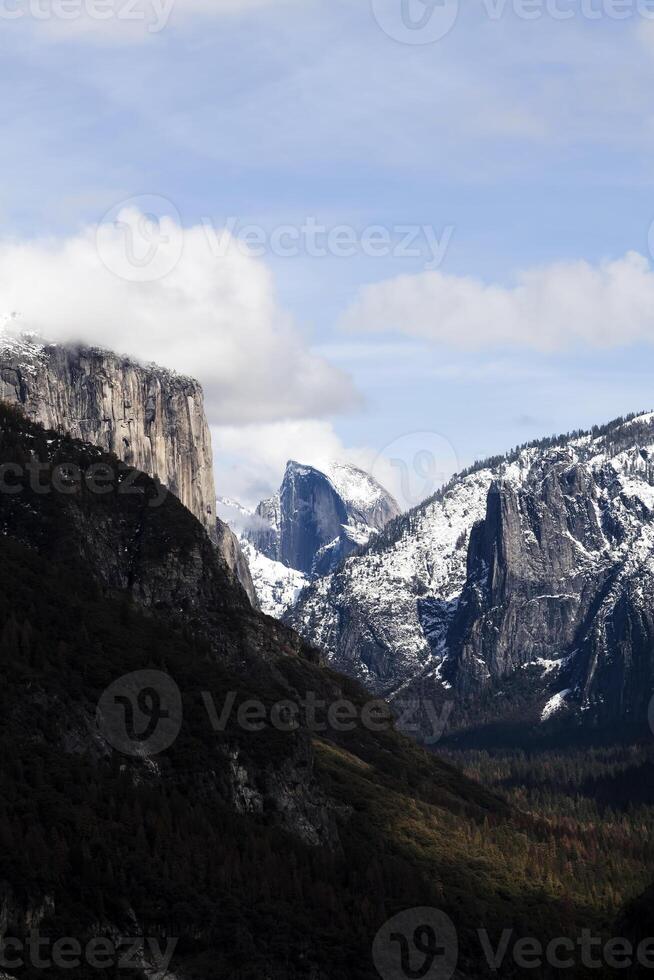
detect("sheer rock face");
top-left (447, 465), bottom-right (608, 694)
top-left (440, 452), bottom-right (654, 733)
top-left (248, 460), bottom-right (401, 579)
top-left (0, 336), bottom-right (216, 527)
top-left (279, 463), bottom-right (350, 576)
top-left (0, 334), bottom-right (257, 605)
top-left (215, 520), bottom-right (259, 608)
top-left (252, 494), bottom-right (282, 562)
top-left (289, 414), bottom-right (654, 737)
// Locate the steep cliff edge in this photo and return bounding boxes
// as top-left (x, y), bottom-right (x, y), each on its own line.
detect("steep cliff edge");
top-left (0, 332), bottom-right (257, 605)
top-left (247, 460), bottom-right (401, 579)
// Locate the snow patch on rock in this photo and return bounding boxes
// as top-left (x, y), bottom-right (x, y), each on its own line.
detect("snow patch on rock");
top-left (541, 689), bottom-right (572, 722)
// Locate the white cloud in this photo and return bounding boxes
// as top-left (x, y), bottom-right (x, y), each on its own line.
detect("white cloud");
top-left (341, 251), bottom-right (654, 351)
top-left (0, 208), bottom-right (357, 425)
top-left (212, 419), bottom-right (378, 508)
top-left (212, 418), bottom-right (453, 516)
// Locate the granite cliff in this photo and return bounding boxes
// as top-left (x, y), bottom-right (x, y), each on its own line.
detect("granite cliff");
top-left (219, 460), bottom-right (400, 618)
top-left (0, 333), bottom-right (257, 604)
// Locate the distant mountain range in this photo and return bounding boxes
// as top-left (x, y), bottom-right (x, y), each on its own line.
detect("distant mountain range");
top-left (286, 413), bottom-right (654, 745)
top-left (5, 331), bottom-right (654, 748)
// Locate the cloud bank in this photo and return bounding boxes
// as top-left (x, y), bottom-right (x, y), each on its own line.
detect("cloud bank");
top-left (212, 420), bottom-right (379, 508)
top-left (0, 209), bottom-right (357, 425)
top-left (341, 252), bottom-right (654, 352)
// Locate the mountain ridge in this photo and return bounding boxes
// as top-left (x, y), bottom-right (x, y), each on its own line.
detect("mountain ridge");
top-left (288, 409), bottom-right (654, 744)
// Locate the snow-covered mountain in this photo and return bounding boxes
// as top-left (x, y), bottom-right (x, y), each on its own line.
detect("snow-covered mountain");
top-left (218, 460), bottom-right (400, 617)
top-left (247, 460), bottom-right (400, 577)
top-left (286, 413), bottom-right (654, 741)
top-left (239, 541), bottom-right (309, 621)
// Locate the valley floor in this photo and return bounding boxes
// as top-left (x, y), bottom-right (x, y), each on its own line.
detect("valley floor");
top-left (437, 742), bottom-right (654, 923)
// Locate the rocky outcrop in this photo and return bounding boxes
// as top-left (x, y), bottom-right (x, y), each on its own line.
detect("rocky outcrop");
top-left (219, 460), bottom-right (399, 617)
top-left (251, 494), bottom-right (281, 561)
top-left (0, 334), bottom-right (216, 529)
top-left (442, 442), bottom-right (654, 733)
top-left (447, 463), bottom-right (608, 694)
top-left (215, 521), bottom-right (259, 608)
top-left (247, 460), bottom-right (400, 579)
top-left (279, 463), bottom-right (349, 576)
top-left (285, 463), bottom-right (493, 697)
top-left (0, 333), bottom-right (257, 605)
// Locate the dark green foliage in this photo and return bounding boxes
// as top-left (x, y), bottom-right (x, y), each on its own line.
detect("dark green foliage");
top-left (0, 403), bottom-right (650, 979)
top-left (441, 745), bottom-right (654, 942)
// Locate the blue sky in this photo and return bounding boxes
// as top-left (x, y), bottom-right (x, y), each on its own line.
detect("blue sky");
top-left (3, 1), bottom-right (654, 505)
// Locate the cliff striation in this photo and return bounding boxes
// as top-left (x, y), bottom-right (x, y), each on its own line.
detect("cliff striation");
top-left (0, 333), bottom-right (257, 604)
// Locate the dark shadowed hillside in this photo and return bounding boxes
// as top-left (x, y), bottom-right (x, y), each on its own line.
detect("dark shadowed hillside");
top-left (0, 405), bottom-right (648, 979)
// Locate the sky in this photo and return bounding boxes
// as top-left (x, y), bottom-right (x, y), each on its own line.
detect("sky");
top-left (2, 0), bottom-right (654, 507)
